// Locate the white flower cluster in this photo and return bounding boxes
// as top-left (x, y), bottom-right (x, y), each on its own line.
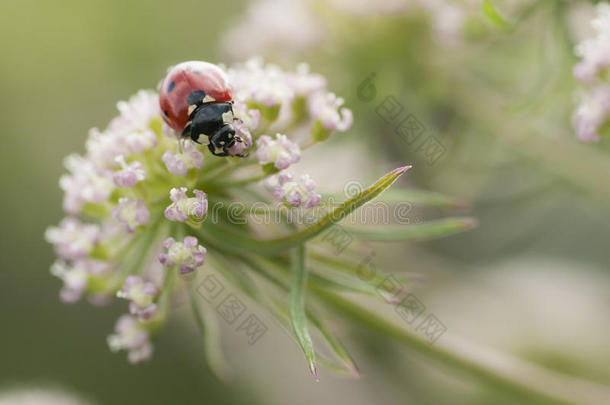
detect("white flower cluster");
top-left (221, 0), bottom-right (473, 56)
top-left (228, 59), bottom-right (352, 141)
top-left (266, 171), bottom-right (321, 208)
top-left (45, 59), bottom-right (352, 364)
top-left (573, 3), bottom-right (610, 142)
top-left (221, 0), bottom-right (324, 60)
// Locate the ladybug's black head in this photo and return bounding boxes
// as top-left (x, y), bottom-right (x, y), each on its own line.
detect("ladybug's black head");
top-left (182, 100), bottom-right (245, 157)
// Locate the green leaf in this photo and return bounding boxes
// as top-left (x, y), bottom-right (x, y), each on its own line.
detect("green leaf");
top-left (198, 166), bottom-right (411, 255)
top-left (271, 165), bottom-right (410, 243)
top-left (344, 217), bottom-right (477, 241)
top-left (309, 252), bottom-right (411, 303)
top-left (236, 255), bottom-right (359, 376)
top-left (379, 188), bottom-right (466, 208)
top-left (325, 187), bottom-right (465, 208)
top-left (313, 288), bottom-right (579, 405)
top-left (207, 254), bottom-right (264, 301)
top-left (308, 270), bottom-right (381, 297)
top-left (483, 0), bottom-right (511, 29)
top-left (307, 312), bottom-right (359, 377)
top-left (207, 252), bottom-right (357, 377)
top-left (290, 245), bottom-right (317, 378)
top-left (189, 288), bottom-right (232, 381)
top-left (110, 214), bottom-right (166, 289)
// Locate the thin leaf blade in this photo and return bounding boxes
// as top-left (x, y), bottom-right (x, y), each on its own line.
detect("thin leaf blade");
top-left (290, 245), bottom-right (317, 379)
top-left (198, 166), bottom-right (411, 254)
top-left (483, 0), bottom-right (511, 29)
top-left (189, 288), bottom-right (232, 381)
top-left (325, 187), bottom-right (465, 208)
top-left (263, 166), bottom-right (412, 252)
top-left (307, 312), bottom-right (359, 378)
top-left (345, 217), bottom-right (477, 241)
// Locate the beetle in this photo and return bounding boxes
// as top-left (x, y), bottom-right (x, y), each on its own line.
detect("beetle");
top-left (159, 61), bottom-right (245, 157)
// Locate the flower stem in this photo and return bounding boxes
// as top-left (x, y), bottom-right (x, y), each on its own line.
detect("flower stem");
top-left (314, 288), bottom-right (590, 405)
top-left (219, 173), bottom-right (268, 188)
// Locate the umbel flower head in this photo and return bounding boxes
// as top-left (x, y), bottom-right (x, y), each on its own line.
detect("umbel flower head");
top-left (574, 3), bottom-right (610, 84)
top-left (44, 59), bottom-right (354, 365)
top-left (45, 59), bottom-right (471, 376)
top-left (573, 3), bottom-right (610, 142)
top-left (117, 276), bottom-right (158, 319)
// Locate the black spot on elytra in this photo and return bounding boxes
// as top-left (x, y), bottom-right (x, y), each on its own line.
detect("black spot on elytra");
top-left (163, 110), bottom-right (169, 118)
top-left (187, 90), bottom-right (206, 105)
top-left (167, 81), bottom-right (175, 93)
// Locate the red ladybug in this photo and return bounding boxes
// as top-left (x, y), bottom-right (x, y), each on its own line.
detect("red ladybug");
top-left (159, 61), bottom-right (244, 157)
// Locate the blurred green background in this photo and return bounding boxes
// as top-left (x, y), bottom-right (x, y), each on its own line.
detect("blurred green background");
top-left (0, 1), bottom-right (261, 404)
top-left (1, 0), bottom-right (609, 404)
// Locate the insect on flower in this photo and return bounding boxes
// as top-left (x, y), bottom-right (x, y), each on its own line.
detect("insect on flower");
top-left (159, 61), bottom-right (246, 157)
top-left (44, 58), bottom-right (472, 377)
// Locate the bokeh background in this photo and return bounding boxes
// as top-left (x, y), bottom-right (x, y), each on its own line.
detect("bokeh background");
top-left (1, 0), bottom-right (609, 404)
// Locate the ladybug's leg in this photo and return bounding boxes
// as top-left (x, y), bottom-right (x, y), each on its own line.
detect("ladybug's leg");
top-left (180, 123), bottom-right (204, 145)
top-left (229, 148), bottom-right (249, 158)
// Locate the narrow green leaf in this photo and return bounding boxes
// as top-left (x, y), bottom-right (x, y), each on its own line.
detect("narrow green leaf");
top-left (248, 251), bottom-right (405, 302)
top-left (308, 270), bottom-right (380, 297)
top-left (207, 254), bottom-right (263, 300)
top-left (381, 188), bottom-right (466, 208)
top-left (189, 288), bottom-right (232, 381)
top-left (263, 295), bottom-right (359, 377)
top-left (314, 288), bottom-right (582, 405)
top-left (325, 187), bottom-right (465, 208)
top-left (483, 0), bottom-right (511, 29)
top-left (236, 255), bottom-right (359, 376)
top-left (344, 217), bottom-right (477, 241)
top-left (206, 252), bottom-right (354, 378)
top-left (309, 253), bottom-right (411, 303)
top-left (307, 312), bottom-right (359, 377)
top-left (269, 166), bottom-right (411, 246)
top-left (198, 166), bottom-right (411, 255)
top-left (290, 245), bottom-right (317, 379)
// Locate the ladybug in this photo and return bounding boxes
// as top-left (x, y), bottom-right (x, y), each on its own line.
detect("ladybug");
top-left (159, 61), bottom-right (245, 157)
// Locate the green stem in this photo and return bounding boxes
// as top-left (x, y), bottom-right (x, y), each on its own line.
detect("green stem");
top-left (213, 172), bottom-right (268, 188)
top-left (145, 261), bottom-right (176, 335)
top-left (109, 214), bottom-right (165, 289)
top-left (314, 289), bottom-right (584, 405)
top-left (188, 282), bottom-right (232, 381)
top-left (197, 157), bottom-right (258, 187)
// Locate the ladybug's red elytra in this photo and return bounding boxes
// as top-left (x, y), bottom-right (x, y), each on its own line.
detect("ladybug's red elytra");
top-left (159, 61), bottom-right (245, 157)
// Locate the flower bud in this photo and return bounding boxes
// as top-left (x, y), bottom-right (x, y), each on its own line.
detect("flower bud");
top-left (309, 92), bottom-right (353, 141)
top-left (159, 236), bottom-right (207, 274)
top-left (45, 217), bottom-right (100, 261)
top-left (113, 156), bottom-right (146, 187)
top-left (267, 171), bottom-right (321, 208)
top-left (162, 139), bottom-right (204, 176)
top-left (256, 133), bottom-right (301, 170)
top-left (112, 198), bottom-right (150, 233)
top-left (107, 314), bottom-right (153, 364)
top-left (164, 188), bottom-right (208, 224)
top-left (117, 276), bottom-right (158, 319)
